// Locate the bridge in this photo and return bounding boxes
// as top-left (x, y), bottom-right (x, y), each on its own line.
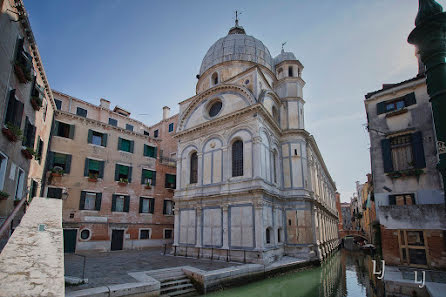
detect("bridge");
top-left (338, 230), bottom-right (369, 242)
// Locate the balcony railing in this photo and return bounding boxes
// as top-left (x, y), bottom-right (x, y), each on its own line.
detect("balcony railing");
top-left (159, 155), bottom-right (176, 167)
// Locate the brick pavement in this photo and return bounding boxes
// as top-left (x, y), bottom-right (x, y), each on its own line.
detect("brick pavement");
top-left (65, 247), bottom-right (240, 292)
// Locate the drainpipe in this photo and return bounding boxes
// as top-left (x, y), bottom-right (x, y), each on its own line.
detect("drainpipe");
top-left (408, 0), bottom-right (446, 206)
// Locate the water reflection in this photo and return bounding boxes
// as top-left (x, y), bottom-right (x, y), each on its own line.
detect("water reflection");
top-left (204, 250), bottom-right (384, 297)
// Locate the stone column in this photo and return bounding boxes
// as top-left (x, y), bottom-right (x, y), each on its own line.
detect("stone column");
top-left (222, 204), bottom-right (229, 249)
top-left (254, 202), bottom-right (264, 250)
top-left (195, 206), bottom-right (202, 248)
top-left (197, 152), bottom-right (203, 186)
top-left (222, 147), bottom-right (229, 183)
top-left (174, 209), bottom-right (180, 246)
top-left (252, 136), bottom-right (262, 179)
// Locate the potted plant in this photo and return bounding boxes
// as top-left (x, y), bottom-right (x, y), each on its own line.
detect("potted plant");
top-left (30, 95), bottom-right (42, 111)
top-left (144, 181), bottom-right (152, 189)
top-left (118, 178), bottom-right (128, 186)
top-left (0, 191), bottom-right (9, 200)
top-left (88, 173), bottom-right (99, 182)
top-left (14, 58), bottom-right (32, 83)
top-left (21, 147), bottom-right (35, 159)
top-left (51, 166), bottom-right (64, 177)
top-left (2, 122), bottom-right (23, 142)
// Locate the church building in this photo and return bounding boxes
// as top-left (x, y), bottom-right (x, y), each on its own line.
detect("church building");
top-left (173, 20), bottom-right (339, 264)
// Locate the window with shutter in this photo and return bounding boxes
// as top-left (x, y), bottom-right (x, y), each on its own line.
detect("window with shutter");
top-left (168, 123), bottom-right (174, 132)
top-left (115, 164), bottom-right (131, 181)
top-left (108, 118), bottom-right (118, 127)
top-left (144, 145), bottom-right (156, 158)
top-left (55, 121), bottom-right (72, 138)
top-left (125, 124), bottom-right (133, 131)
top-left (52, 152), bottom-right (71, 173)
top-left (390, 135), bottom-right (413, 171)
top-left (141, 169), bottom-right (156, 185)
top-left (118, 138), bottom-right (132, 152)
top-left (76, 107), bottom-right (87, 117)
top-left (54, 99), bottom-right (62, 110)
top-left (139, 197), bottom-right (154, 214)
top-left (165, 174), bottom-right (176, 189)
top-left (163, 200), bottom-right (174, 215)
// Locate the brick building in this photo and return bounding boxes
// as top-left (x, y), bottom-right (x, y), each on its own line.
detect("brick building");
top-left (0, 0), bottom-right (56, 248)
top-left (49, 90), bottom-right (176, 252)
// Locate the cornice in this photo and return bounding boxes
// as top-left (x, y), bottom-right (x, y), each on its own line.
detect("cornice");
top-left (55, 110), bottom-right (160, 143)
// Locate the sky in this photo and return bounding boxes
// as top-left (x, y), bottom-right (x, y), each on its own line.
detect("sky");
top-left (23, 0), bottom-right (439, 202)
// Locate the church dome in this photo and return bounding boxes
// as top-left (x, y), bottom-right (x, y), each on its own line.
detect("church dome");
top-left (273, 50), bottom-right (297, 66)
top-left (199, 24), bottom-right (274, 75)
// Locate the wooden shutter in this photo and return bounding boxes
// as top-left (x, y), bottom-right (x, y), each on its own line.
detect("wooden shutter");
top-left (5, 90), bottom-right (16, 125)
top-left (376, 101), bottom-right (386, 115)
top-left (141, 169), bottom-right (146, 184)
top-left (114, 164), bottom-right (119, 181)
top-left (53, 121), bottom-right (59, 136)
top-left (48, 151), bottom-right (54, 169)
top-left (69, 125), bottom-right (75, 139)
top-left (381, 139), bottom-right (394, 173)
top-left (22, 117), bottom-right (29, 146)
top-left (102, 133), bottom-right (107, 147)
top-left (154, 147), bottom-right (157, 158)
top-left (404, 93), bottom-right (416, 107)
top-left (389, 195), bottom-right (396, 205)
top-left (143, 145), bottom-right (148, 157)
top-left (412, 132), bottom-right (426, 169)
top-left (152, 171), bottom-right (156, 186)
top-left (149, 198), bottom-right (155, 214)
top-left (129, 140), bottom-right (134, 153)
top-left (163, 200), bottom-right (167, 214)
top-left (30, 125), bottom-right (36, 148)
top-left (128, 166), bottom-right (132, 183)
top-left (65, 155), bottom-right (72, 174)
top-left (124, 196), bottom-right (130, 212)
top-left (87, 129), bottom-right (93, 143)
top-left (139, 197), bottom-right (143, 213)
top-left (14, 38), bottom-right (24, 61)
top-left (111, 194), bottom-right (116, 211)
top-left (99, 161), bottom-right (104, 178)
top-left (95, 193), bottom-right (102, 211)
top-left (84, 158), bottom-right (89, 176)
top-left (14, 100), bottom-right (24, 128)
top-left (118, 137), bottom-right (122, 150)
top-left (79, 191), bottom-right (86, 210)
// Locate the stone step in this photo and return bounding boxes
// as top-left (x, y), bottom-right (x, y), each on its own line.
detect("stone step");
top-left (161, 283), bottom-right (194, 294)
top-left (157, 275), bottom-right (189, 282)
top-left (161, 278), bottom-right (190, 288)
top-left (166, 287), bottom-right (197, 297)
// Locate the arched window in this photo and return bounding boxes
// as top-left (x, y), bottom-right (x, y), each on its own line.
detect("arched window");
top-left (232, 140), bottom-right (243, 177)
top-left (212, 72), bottom-right (218, 85)
top-left (272, 106), bottom-right (279, 124)
top-left (266, 228), bottom-right (271, 244)
top-left (288, 66), bottom-right (293, 77)
top-left (190, 152), bottom-right (198, 184)
top-left (273, 150), bottom-right (278, 183)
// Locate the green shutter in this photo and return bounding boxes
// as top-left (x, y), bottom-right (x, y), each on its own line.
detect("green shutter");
top-left (124, 196), bottom-right (130, 212)
top-left (154, 147), bottom-right (157, 158)
top-left (376, 102), bottom-right (386, 115)
top-left (163, 200), bottom-right (167, 214)
top-left (95, 193), bottom-right (102, 211)
top-left (381, 139), bottom-right (393, 173)
top-left (48, 151), bottom-right (54, 169)
top-left (119, 165), bottom-right (129, 175)
top-left (65, 155), bottom-right (72, 174)
top-left (79, 191), bottom-right (86, 210)
top-left (152, 171), bottom-right (156, 186)
top-left (84, 158), bottom-right (89, 176)
top-left (69, 125), bottom-right (75, 139)
top-left (129, 140), bottom-right (134, 153)
top-left (128, 166), bottom-right (132, 183)
top-left (53, 121), bottom-right (59, 136)
top-left (141, 169), bottom-right (146, 184)
top-left (14, 100), bottom-right (24, 128)
top-left (5, 89), bottom-right (16, 125)
top-left (22, 117), bottom-right (29, 146)
top-left (118, 137), bottom-right (122, 150)
top-left (114, 164), bottom-right (119, 181)
top-left (99, 161), bottom-right (104, 178)
top-left (143, 145), bottom-right (148, 157)
top-left (111, 194), bottom-right (116, 211)
top-left (89, 159), bottom-right (100, 171)
top-left (102, 133), bottom-right (107, 147)
top-left (149, 199), bottom-right (155, 214)
top-left (87, 129), bottom-right (93, 143)
top-left (404, 93), bottom-right (416, 107)
top-left (30, 125), bottom-right (36, 148)
top-left (412, 132), bottom-right (426, 169)
top-left (139, 197), bottom-right (143, 213)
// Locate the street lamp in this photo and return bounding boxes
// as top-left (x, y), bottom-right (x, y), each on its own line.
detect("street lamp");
top-left (408, 0), bottom-right (446, 205)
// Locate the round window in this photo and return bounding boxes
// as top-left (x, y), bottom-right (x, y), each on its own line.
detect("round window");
top-left (208, 101), bottom-right (222, 117)
top-left (80, 229), bottom-right (90, 240)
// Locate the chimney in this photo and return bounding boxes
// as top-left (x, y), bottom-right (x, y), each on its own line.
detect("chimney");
top-left (163, 106), bottom-right (170, 120)
top-left (100, 98), bottom-right (110, 109)
top-left (416, 48), bottom-right (426, 76)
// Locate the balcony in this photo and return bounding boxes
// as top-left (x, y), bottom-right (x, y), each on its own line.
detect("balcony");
top-left (159, 155), bottom-right (176, 167)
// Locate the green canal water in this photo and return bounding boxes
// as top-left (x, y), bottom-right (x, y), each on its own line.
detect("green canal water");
top-left (203, 250), bottom-right (384, 297)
